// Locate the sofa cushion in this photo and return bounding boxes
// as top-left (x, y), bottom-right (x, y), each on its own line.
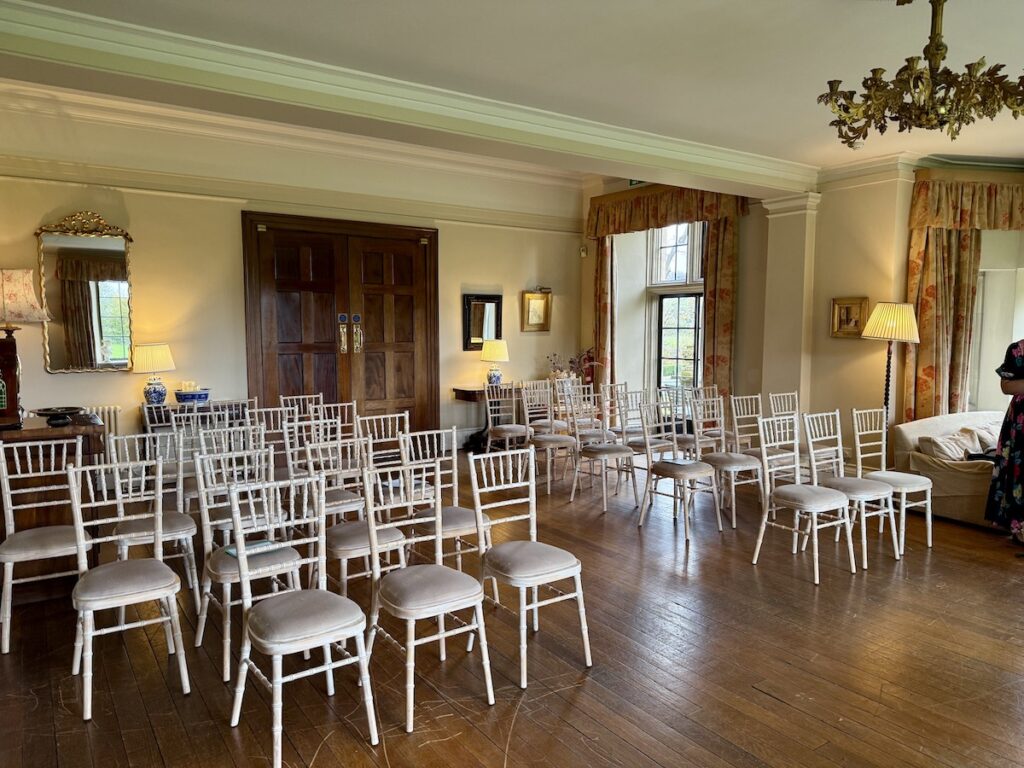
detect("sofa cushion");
top-left (967, 422), bottom-right (1000, 452)
top-left (918, 428), bottom-right (981, 461)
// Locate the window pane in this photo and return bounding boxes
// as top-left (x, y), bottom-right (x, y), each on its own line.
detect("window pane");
top-left (661, 297), bottom-right (679, 327)
top-left (680, 297), bottom-right (696, 327)
top-left (661, 329), bottom-right (677, 359)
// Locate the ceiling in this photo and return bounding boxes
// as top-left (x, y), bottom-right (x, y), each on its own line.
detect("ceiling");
top-left (7, 0), bottom-right (1024, 175)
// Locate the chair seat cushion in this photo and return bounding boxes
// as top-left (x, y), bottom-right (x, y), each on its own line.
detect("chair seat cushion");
top-left (115, 512), bottom-right (197, 540)
top-left (325, 487), bottom-right (363, 510)
top-left (865, 470), bottom-right (932, 493)
top-left (578, 428), bottom-right (617, 443)
top-left (677, 434), bottom-right (718, 447)
top-left (626, 437), bottom-right (674, 452)
top-left (206, 544), bottom-right (301, 583)
top-left (773, 484), bottom-right (848, 512)
top-left (379, 564), bottom-right (483, 615)
top-left (485, 540), bottom-right (579, 583)
top-left (326, 520), bottom-right (405, 557)
top-left (531, 433), bottom-right (576, 448)
top-left (742, 446), bottom-right (792, 463)
top-left (489, 424), bottom-right (530, 438)
top-left (820, 476), bottom-right (892, 501)
top-left (701, 452), bottom-right (761, 471)
top-left (530, 418), bottom-right (568, 432)
top-left (73, 559), bottom-right (179, 611)
top-left (581, 443), bottom-right (633, 458)
top-left (652, 459), bottom-right (715, 479)
top-left (247, 590), bottom-right (365, 654)
top-left (0, 526), bottom-right (90, 563)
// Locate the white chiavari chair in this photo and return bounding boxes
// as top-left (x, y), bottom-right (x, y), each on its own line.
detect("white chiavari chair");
top-left (67, 458), bottom-right (190, 720)
top-left (107, 431), bottom-right (202, 614)
top-left (249, 406), bottom-right (298, 466)
top-left (769, 391), bottom-right (800, 417)
top-left (310, 401), bottom-right (359, 439)
top-left (484, 383), bottom-right (530, 451)
top-left (193, 447), bottom-right (297, 682)
top-left (142, 402), bottom-right (184, 433)
top-left (305, 437), bottom-right (367, 523)
top-left (364, 461), bottom-right (494, 733)
top-left (226, 475), bottom-right (378, 768)
top-left (0, 437), bottom-right (82, 654)
top-left (521, 381), bottom-right (567, 434)
top-left (689, 396), bottom-right (763, 529)
top-left (520, 388), bottom-right (576, 495)
top-left (852, 408), bottom-right (933, 554)
top-left (469, 447), bottom-right (592, 688)
top-left (751, 415), bottom-right (856, 585)
top-left (198, 425), bottom-right (267, 457)
top-left (280, 393), bottom-right (324, 419)
top-left (636, 401), bottom-right (718, 536)
top-left (358, 412), bottom-right (410, 468)
top-left (731, 394), bottom-right (763, 454)
top-left (171, 409), bottom-right (230, 511)
top-left (283, 418), bottom-right (343, 479)
top-left (210, 398), bottom-right (255, 426)
top-left (804, 411), bottom-right (899, 570)
top-left (568, 389), bottom-right (638, 512)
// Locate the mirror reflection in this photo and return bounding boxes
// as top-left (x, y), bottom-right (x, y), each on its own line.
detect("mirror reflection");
top-left (462, 293), bottom-right (502, 351)
top-left (36, 212), bottom-right (133, 372)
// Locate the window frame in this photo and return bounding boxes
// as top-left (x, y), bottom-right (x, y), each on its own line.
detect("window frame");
top-left (90, 279), bottom-right (131, 365)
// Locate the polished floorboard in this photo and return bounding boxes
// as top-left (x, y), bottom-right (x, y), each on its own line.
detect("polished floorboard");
top-left (2, 469), bottom-right (1024, 768)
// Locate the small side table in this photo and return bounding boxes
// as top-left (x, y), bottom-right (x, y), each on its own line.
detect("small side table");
top-left (452, 387), bottom-right (488, 451)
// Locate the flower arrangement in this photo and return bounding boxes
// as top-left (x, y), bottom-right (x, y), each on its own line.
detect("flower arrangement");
top-left (547, 348), bottom-right (598, 383)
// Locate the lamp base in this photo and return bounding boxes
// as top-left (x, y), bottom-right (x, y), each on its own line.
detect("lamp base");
top-left (486, 365), bottom-right (503, 386)
top-left (143, 376), bottom-right (168, 405)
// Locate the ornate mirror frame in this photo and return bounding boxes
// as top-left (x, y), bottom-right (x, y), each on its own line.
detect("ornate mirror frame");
top-left (35, 211), bottom-right (135, 373)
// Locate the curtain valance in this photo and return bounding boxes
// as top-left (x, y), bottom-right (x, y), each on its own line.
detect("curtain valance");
top-left (585, 184), bottom-right (748, 239)
top-left (56, 254), bottom-right (127, 283)
top-left (908, 180), bottom-right (1024, 231)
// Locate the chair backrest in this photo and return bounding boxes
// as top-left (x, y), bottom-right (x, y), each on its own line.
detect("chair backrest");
top-left (730, 394), bottom-right (763, 449)
top-left (803, 410), bottom-right (844, 484)
top-left (227, 475), bottom-right (327, 609)
top-left (194, 447), bottom-right (276, 557)
top-left (399, 427), bottom-right (459, 506)
top-left (198, 425), bottom-right (267, 457)
top-left (769, 391), bottom-right (799, 417)
top-left (484, 383), bottom-right (519, 428)
top-left (361, 462), bottom-right (443, 581)
top-left (209, 398), bottom-right (255, 426)
top-left (305, 437), bottom-right (367, 514)
top-left (567, 385), bottom-right (608, 442)
top-left (552, 375), bottom-right (581, 413)
top-left (358, 412), bottom-right (410, 467)
top-left (852, 407), bottom-right (887, 475)
top-left (521, 379), bottom-right (553, 394)
top-left (600, 383), bottom-right (627, 424)
top-left (468, 447), bottom-right (536, 544)
top-left (616, 389), bottom-right (648, 431)
top-left (67, 459), bottom-right (164, 572)
top-left (520, 386), bottom-right (556, 428)
top-left (249, 406), bottom-right (298, 450)
top-left (283, 418), bottom-right (344, 478)
top-left (107, 431), bottom-right (184, 510)
top-left (690, 396), bottom-right (728, 455)
top-left (141, 403), bottom-right (184, 433)
top-left (1, 437), bottom-right (83, 536)
top-left (171, 410), bottom-right (229, 448)
top-left (757, 415), bottom-right (801, 485)
top-left (310, 402), bottom-right (358, 439)
top-left (280, 393), bottom-right (324, 419)
top-left (657, 387), bottom-right (687, 422)
top-left (637, 400), bottom-right (679, 462)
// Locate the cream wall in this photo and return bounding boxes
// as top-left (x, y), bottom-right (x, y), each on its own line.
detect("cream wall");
top-left (972, 230), bottom-right (1024, 411)
top-left (735, 203), bottom-right (768, 395)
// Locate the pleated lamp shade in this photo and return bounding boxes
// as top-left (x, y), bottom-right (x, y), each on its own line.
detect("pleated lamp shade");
top-left (861, 302), bottom-right (919, 344)
top-left (480, 339), bottom-right (510, 363)
top-left (133, 343), bottom-right (176, 374)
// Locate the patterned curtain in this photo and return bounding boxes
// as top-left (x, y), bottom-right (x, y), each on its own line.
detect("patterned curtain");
top-left (585, 184), bottom-right (747, 390)
top-left (592, 237), bottom-right (615, 388)
top-left (702, 217), bottom-right (738, 396)
top-left (902, 179), bottom-right (1024, 420)
top-left (61, 279), bottom-right (97, 369)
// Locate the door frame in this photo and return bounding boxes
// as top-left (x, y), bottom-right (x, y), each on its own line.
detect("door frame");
top-left (241, 211), bottom-right (440, 428)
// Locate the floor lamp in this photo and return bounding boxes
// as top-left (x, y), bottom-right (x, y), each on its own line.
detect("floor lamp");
top-left (861, 302), bottom-right (920, 425)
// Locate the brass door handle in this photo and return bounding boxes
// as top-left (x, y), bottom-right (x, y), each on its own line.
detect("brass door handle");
top-left (352, 313), bottom-right (363, 353)
top-left (338, 314), bottom-right (349, 354)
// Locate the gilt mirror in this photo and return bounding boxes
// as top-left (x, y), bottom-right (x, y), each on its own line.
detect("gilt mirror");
top-left (462, 293), bottom-right (502, 351)
top-left (36, 211), bottom-right (134, 372)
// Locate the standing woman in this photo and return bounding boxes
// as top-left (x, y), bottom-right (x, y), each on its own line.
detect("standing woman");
top-left (988, 340), bottom-right (1024, 543)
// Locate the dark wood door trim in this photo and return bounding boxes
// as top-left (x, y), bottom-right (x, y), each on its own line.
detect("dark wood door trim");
top-left (241, 211), bottom-right (440, 428)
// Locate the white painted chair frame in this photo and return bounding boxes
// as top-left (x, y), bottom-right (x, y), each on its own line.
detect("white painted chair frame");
top-left (568, 390), bottom-right (639, 513)
top-left (357, 412), bottom-right (410, 467)
top-left (283, 418), bottom-right (344, 479)
top-left (279, 393), bottom-right (324, 419)
top-left (484, 383), bottom-right (530, 451)
top-left (769, 391), bottom-right (800, 418)
top-left (520, 387), bottom-right (576, 494)
top-left (469, 447), bottom-right (592, 688)
top-left (227, 475), bottom-right (378, 768)
top-left (310, 401), bottom-right (359, 439)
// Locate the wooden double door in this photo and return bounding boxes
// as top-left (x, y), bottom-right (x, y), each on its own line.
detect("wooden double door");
top-left (242, 212), bottom-right (439, 429)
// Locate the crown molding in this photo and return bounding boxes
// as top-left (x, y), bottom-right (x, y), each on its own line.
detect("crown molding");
top-left (0, 0), bottom-right (819, 195)
top-left (817, 153), bottom-right (921, 191)
top-left (0, 154), bottom-right (583, 234)
top-left (761, 193), bottom-right (822, 218)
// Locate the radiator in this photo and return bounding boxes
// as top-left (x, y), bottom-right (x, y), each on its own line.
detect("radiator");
top-left (83, 405), bottom-right (122, 457)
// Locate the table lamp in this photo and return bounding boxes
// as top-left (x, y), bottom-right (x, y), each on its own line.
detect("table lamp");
top-left (133, 343), bottom-right (176, 404)
top-left (480, 339), bottom-right (509, 385)
top-left (0, 270), bottom-right (50, 430)
top-left (861, 302), bottom-right (919, 424)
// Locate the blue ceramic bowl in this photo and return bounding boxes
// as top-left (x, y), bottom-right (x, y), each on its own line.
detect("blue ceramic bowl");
top-left (174, 388), bottom-right (210, 405)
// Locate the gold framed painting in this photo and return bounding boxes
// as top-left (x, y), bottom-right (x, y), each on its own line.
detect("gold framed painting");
top-left (830, 296), bottom-right (869, 338)
top-left (520, 290), bottom-right (551, 332)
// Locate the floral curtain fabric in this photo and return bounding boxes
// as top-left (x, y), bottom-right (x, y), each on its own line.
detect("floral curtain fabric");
top-left (702, 217), bottom-right (738, 396)
top-left (593, 237), bottom-right (615, 388)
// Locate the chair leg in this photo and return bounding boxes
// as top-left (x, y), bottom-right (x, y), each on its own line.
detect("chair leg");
top-left (600, 459), bottom-right (608, 512)
top-left (221, 582), bottom-right (232, 683)
top-left (628, 459), bottom-right (639, 508)
top-left (167, 597), bottom-right (191, 695)
top-left (271, 655), bottom-right (284, 767)
top-left (546, 449), bottom-right (553, 496)
top-left (792, 510), bottom-right (801, 554)
top-left (321, 643), bottom-right (335, 696)
top-left (531, 586), bottom-right (539, 632)
top-left (811, 512), bottom-right (820, 586)
top-left (71, 612), bottom-right (84, 675)
top-left (518, 587), bottom-right (528, 689)
top-left (353, 631), bottom-right (379, 745)
top-left (842, 507), bottom-right (857, 574)
top-left (569, 458), bottom-right (581, 502)
top-left (729, 474), bottom-right (737, 529)
top-left (82, 610), bottom-right (95, 720)
top-left (437, 614), bottom-right (446, 662)
top-left (710, 476), bottom-right (723, 532)
top-left (638, 475), bottom-right (653, 527)
top-left (473, 603), bottom-right (496, 706)
top-left (339, 558), bottom-right (349, 598)
top-left (860, 503), bottom-right (869, 571)
top-left (925, 489), bottom-right (933, 548)
top-left (680, 483), bottom-right (691, 542)
top-left (886, 497), bottom-right (901, 561)
top-left (195, 575), bottom-right (213, 647)
top-left (159, 597), bottom-right (175, 652)
top-left (405, 620), bottom-right (417, 733)
top-left (752, 500), bottom-right (771, 565)
top-left (574, 574), bottom-right (593, 669)
top-left (184, 540), bottom-right (201, 616)
top-left (230, 634), bottom-right (250, 726)
top-left (1, 562), bottom-right (13, 655)
top-left (898, 491), bottom-right (908, 555)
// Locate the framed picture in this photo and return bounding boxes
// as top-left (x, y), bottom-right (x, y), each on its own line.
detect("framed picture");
top-left (830, 296), bottom-right (869, 338)
top-left (520, 290), bottom-right (551, 332)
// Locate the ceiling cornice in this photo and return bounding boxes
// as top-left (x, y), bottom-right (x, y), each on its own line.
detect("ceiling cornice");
top-left (0, 0), bottom-right (820, 196)
top-left (817, 152), bottom-right (921, 191)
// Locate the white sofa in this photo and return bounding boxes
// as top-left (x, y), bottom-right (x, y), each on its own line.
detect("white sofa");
top-left (892, 410), bottom-right (1002, 527)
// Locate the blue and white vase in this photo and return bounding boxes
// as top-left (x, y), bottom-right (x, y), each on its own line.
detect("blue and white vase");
top-left (486, 366), bottom-right (503, 385)
top-left (143, 376), bottom-right (168, 405)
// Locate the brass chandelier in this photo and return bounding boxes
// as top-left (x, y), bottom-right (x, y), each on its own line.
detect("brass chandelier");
top-left (818, 0), bottom-right (1024, 148)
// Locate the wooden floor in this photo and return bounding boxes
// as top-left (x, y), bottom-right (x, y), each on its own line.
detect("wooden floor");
top-left (3, 469), bottom-right (1024, 768)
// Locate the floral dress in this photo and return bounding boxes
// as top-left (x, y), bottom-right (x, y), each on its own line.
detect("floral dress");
top-left (987, 340), bottom-right (1024, 539)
